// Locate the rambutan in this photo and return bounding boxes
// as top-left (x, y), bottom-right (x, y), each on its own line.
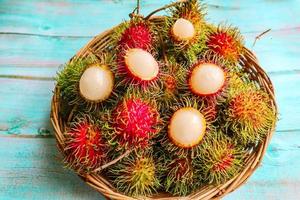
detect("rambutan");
top-left (57, 54), bottom-right (117, 111)
top-left (164, 157), bottom-right (196, 196)
top-left (109, 92), bottom-right (161, 150)
top-left (64, 116), bottom-right (108, 172)
top-left (169, 0), bottom-right (205, 46)
top-left (115, 17), bottom-right (154, 52)
top-left (118, 22), bottom-right (153, 51)
top-left (225, 88), bottom-right (276, 144)
top-left (206, 25), bottom-right (244, 63)
top-left (117, 48), bottom-right (160, 89)
top-left (187, 56), bottom-right (230, 102)
top-left (159, 61), bottom-right (188, 108)
top-left (161, 97), bottom-right (216, 158)
top-left (193, 132), bottom-right (245, 185)
top-left (109, 153), bottom-right (161, 197)
top-left (79, 64), bottom-right (114, 102)
top-left (164, 0), bottom-right (207, 63)
top-left (189, 62), bottom-right (226, 97)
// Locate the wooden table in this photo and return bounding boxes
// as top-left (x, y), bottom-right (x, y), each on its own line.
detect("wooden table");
top-left (0, 0), bottom-right (299, 199)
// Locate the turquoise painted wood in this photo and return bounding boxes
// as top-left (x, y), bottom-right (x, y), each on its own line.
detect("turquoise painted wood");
top-left (0, 0), bottom-right (299, 199)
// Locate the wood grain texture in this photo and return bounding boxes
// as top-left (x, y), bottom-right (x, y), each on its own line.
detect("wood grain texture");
top-left (0, 0), bottom-right (299, 199)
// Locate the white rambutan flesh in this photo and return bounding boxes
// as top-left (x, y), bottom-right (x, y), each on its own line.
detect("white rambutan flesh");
top-left (79, 65), bottom-right (114, 102)
top-left (172, 18), bottom-right (195, 41)
top-left (189, 63), bottom-right (225, 96)
top-left (168, 107), bottom-right (206, 148)
top-left (125, 48), bottom-right (159, 81)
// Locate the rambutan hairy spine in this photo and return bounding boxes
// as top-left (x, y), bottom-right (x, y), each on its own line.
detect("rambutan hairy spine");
top-left (108, 152), bottom-right (161, 197)
top-left (64, 115), bottom-right (108, 172)
top-left (193, 131), bottom-right (246, 185)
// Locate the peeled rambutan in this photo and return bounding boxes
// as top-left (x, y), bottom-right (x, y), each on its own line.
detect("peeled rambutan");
top-left (64, 116), bottom-right (108, 172)
top-left (79, 64), bottom-right (114, 102)
top-left (187, 56), bottom-right (230, 102)
top-left (109, 153), bottom-right (160, 197)
top-left (207, 25), bottom-right (244, 63)
top-left (164, 0), bottom-right (207, 64)
top-left (193, 132), bottom-right (245, 185)
top-left (189, 62), bottom-right (226, 98)
top-left (169, 0), bottom-right (205, 46)
top-left (110, 95), bottom-right (160, 150)
top-left (161, 97), bottom-right (215, 158)
top-left (117, 48), bottom-right (160, 88)
top-left (225, 88), bottom-right (276, 144)
top-left (57, 54), bottom-right (117, 111)
top-left (164, 157), bottom-right (196, 196)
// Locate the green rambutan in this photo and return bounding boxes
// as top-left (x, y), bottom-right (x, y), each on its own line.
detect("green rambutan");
top-left (64, 115), bottom-right (108, 172)
top-left (108, 152), bottom-right (161, 197)
top-left (168, 0), bottom-right (205, 46)
top-left (56, 54), bottom-right (117, 111)
top-left (107, 89), bottom-right (161, 150)
top-left (225, 87), bottom-right (276, 144)
top-left (160, 97), bottom-right (216, 158)
top-left (164, 157), bottom-right (196, 196)
top-left (193, 131), bottom-right (245, 185)
top-left (159, 60), bottom-right (188, 108)
top-left (164, 0), bottom-right (207, 63)
top-left (206, 24), bottom-right (244, 63)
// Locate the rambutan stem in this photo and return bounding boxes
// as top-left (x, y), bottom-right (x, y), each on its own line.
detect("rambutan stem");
top-left (137, 0), bottom-right (140, 14)
top-left (144, 0), bottom-right (188, 20)
top-left (93, 149), bottom-right (132, 172)
top-left (252, 28), bottom-right (271, 48)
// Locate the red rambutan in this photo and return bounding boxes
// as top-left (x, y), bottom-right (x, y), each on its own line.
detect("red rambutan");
top-left (117, 48), bottom-right (160, 88)
top-left (207, 26), bottom-right (243, 63)
top-left (64, 117), bottom-right (108, 171)
top-left (118, 22), bottom-right (153, 51)
top-left (226, 89), bottom-right (276, 144)
top-left (111, 97), bottom-right (160, 149)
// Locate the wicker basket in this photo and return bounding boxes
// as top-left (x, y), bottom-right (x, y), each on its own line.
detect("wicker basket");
top-left (50, 2), bottom-right (277, 200)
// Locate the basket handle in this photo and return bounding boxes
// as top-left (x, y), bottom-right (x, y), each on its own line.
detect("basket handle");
top-left (144, 0), bottom-right (188, 20)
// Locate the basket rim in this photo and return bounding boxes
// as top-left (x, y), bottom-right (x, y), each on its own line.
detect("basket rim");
top-left (50, 14), bottom-right (278, 200)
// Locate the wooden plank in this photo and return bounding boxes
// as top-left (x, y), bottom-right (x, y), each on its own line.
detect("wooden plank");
top-left (205, 0), bottom-right (300, 33)
top-left (0, 72), bottom-right (298, 135)
top-left (0, 131), bottom-right (299, 200)
top-left (1, 28), bottom-right (300, 77)
top-left (0, 66), bottom-right (57, 79)
top-left (0, 78), bottom-right (54, 135)
top-left (0, 34), bottom-right (88, 68)
top-left (0, 137), bottom-right (102, 200)
top-left (1, 0), bottom-right (299, 36)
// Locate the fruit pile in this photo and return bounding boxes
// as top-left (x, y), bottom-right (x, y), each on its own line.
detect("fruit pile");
top-left (56, 0), bottom-right (276, 197)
